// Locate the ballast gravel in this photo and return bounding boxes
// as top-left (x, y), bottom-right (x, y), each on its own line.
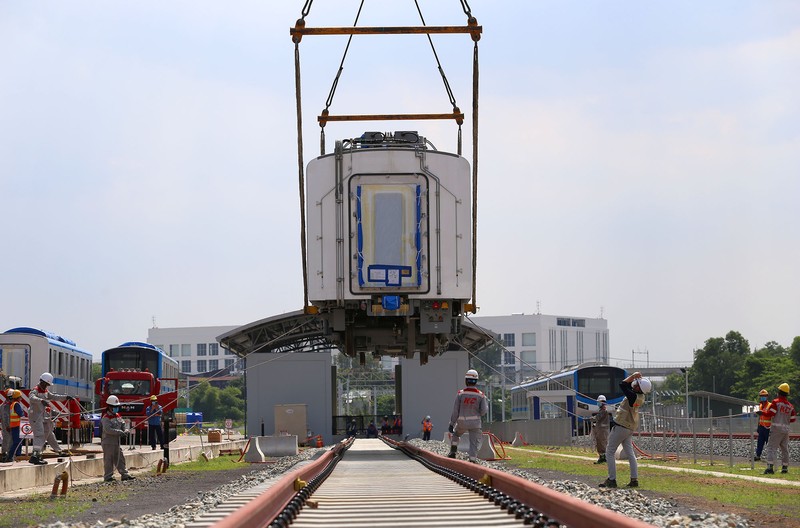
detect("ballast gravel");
top-left (37, 439), bottom-right (751, 528)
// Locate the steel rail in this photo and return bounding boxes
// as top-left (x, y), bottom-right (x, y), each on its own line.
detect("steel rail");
top-left (204, 437), bottom-right (653, 528)
top-left (384, 438), bottom-right (653, 528)
top-left (210, 437), bottom-right (354, 528)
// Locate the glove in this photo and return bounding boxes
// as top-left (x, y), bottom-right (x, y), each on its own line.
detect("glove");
top-left (448, 424), bottom-right (454, 434)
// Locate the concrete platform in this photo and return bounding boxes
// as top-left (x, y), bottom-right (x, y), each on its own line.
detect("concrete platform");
top-left (0, 432), bottom-right (249, 497)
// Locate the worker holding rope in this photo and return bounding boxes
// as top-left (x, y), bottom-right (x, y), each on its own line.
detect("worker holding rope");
top-left (599, 371), bottom-right (651, 489)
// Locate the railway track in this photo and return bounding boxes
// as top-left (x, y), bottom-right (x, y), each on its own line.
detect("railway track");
top-left (188, 438), bottom-right (651, 528)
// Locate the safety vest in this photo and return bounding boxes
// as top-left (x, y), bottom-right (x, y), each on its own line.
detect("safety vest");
top-left (422, 420), bottom-right (432, 432)
top-left (10, 402), bottom-right (21, 428)
top-left (614, 393), bottom-right (645, 431)
top-left (758, 400), bottom-right (772, 428)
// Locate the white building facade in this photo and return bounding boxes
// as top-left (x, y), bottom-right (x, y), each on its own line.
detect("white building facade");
top-left (470, 313), bottom-right (609, 383)
top-left (147, 326), bottom-right (240, 375)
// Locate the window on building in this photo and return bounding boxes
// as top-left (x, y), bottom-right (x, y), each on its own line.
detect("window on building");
top-left (181, 344), bottom-right (191, 357)
top-left (197, 343), bottom-right (207, 356)
top-left (577, 332), bottom-right (584, 364)
top-left (522, 332), bottom-right (536, 346)
top-left (503, 350), bottom-right (516, 365)
top-left (197, 360), bottom-right (207, 372)
top-left (169, 345), bottom-right (180, 358)
top-left (181, 360), bottom-right (191, 373)
top-left (224, 348), bottom-right (234, 355)
top-left (521, 350), bottom-right (536, 366)
top-left (549, 329), bottom-right (557, 370)
top-left (224, 359), bottom-right (234, 369)
top-left (209, 359), bottom-right (219, 371)
top-left (209, 343), bottom-right (219, 356)
top-left (502, 333), bottom-right (515, 347)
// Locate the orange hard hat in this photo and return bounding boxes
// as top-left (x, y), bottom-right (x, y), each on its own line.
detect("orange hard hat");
top-left (759, 389), bottom-right (768, 396)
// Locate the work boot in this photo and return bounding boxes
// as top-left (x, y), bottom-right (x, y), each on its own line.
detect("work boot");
top-left (599, 478), bottom-right (617, 488)
top-left (754, 455), bottom-right (761, 461)
top-left (29, 455), bottom-right (47, 465)
top-left (594, 454), bottom-right (606, 464)
top-left (781, 466), bottom-right (788, 474)
top-left (121, 474), bottom-right (136, 481)
top-left (626, 478), bottom-right (639, 488)
top-left (764, 465), bottom-right (775, 475)
top-left (447, 445), bottom-right (457, 458)
top-left (104, 477), bottom-right (116, 482)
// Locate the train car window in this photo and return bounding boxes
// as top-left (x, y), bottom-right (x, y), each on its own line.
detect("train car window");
top-left (352, 180), bottom-right (425, 291)
top-left (1, 344), bottom-right (30, 385)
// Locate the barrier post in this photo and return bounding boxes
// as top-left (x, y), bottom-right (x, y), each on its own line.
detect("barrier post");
top-left (691, 412), bottom-right (697, 465)
top-left (709, 409), bottom-right (714, 466)
top-left (728, 410), bottom-right (733, 468)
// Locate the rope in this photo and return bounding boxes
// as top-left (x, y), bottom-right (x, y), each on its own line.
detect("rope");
top-left (470, 40), bottom-right (479, 312)
top-left (294, 42), bottom-right (310, 312)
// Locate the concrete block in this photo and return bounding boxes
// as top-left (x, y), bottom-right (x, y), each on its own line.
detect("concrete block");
top-left (477, 433), bottom-right (495, 460)
top-left (259, 435), bottom-right (298, 457)
top-left (511, 431), bottom-right (526, 446)
top-left (244, 435), bottom-right (299, 462)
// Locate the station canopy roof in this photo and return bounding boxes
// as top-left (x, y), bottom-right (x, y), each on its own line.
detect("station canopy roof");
top-left (217, 310), bottom-right (495, 358)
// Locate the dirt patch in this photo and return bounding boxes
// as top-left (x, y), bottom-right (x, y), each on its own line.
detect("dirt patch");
top-left (2, 466), bottom-right (258, 528)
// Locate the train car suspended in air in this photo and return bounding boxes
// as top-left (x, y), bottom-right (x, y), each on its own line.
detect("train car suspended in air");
top-left (305, 130), bottom-right (473, 359)
top-left (291, 3), bottom-right (483, 362)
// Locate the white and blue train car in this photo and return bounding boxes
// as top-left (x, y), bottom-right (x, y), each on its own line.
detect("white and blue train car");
top-left (0, 327), bottom-right (94, 399)
top-left (511, 364), bottom-right (627, 429)
top-left (305, 131), bottom-right (473, 360)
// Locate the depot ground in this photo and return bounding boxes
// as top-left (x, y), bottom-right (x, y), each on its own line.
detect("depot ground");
top-left (505, 444), bottom-right (800, 528)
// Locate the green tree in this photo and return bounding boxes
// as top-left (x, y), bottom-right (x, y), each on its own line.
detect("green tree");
top-left (659, 371), bottom-right (688, 403)
top-left (188, 382), bottom-right (222, 422)
top-left (376, 393), bottom-right (396, 417)
top-left (691, 331), bottom-right (750, 396)
top-left (218, 385), bottom-right (245, 422)
top-left (790, 336), bottom-right (800, 367)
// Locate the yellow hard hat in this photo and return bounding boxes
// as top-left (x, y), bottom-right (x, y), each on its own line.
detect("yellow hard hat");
top-left (778, 383), bottom-right (790, 395)
top-left (759, 389), bottom-right (768, 396)
top-left (150, 395), bottom-right (158, 401)
top-left (12, 390), bottom-right (22, 399)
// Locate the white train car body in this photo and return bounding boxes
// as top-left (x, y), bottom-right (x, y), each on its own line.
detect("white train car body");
top-left (0, 327), bottom-right (93, 399)
top-left (305, 132), bottom-right (472, 359)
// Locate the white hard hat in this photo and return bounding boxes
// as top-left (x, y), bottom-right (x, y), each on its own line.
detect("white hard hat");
top-left (40, 372), bottom-right (54, 385)
top-left (597, 395), bottom-right (607, 402)
top-left (465, 369), bottom-right (479, 381)
top-left (5, 388), bottom-right (13, 398)
top-left (106, 395), bottom-right (120, 406)
top-left (425, 415), bottom-right (431, 420)
top-left (634, 378), bottom-right (652, 394)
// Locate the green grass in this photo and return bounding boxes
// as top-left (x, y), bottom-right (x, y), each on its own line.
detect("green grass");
top-left (0, 455), bottom-right (243, 528)
top-left (505, 445), bottom-right (800, 518)
top-left (170, 454), bottom-right (242, 472)
top-left (511, 444), bottom-right (800, 481)
top-left (0, 485), bottom-right (126, 528)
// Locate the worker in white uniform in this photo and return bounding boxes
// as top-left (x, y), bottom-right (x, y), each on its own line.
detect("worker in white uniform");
top-left (447, 369), bottom-right (488, 463)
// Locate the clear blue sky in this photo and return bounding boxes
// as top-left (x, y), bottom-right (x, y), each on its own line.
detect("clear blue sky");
top-left (1, 1), bottom-right (798, 363)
